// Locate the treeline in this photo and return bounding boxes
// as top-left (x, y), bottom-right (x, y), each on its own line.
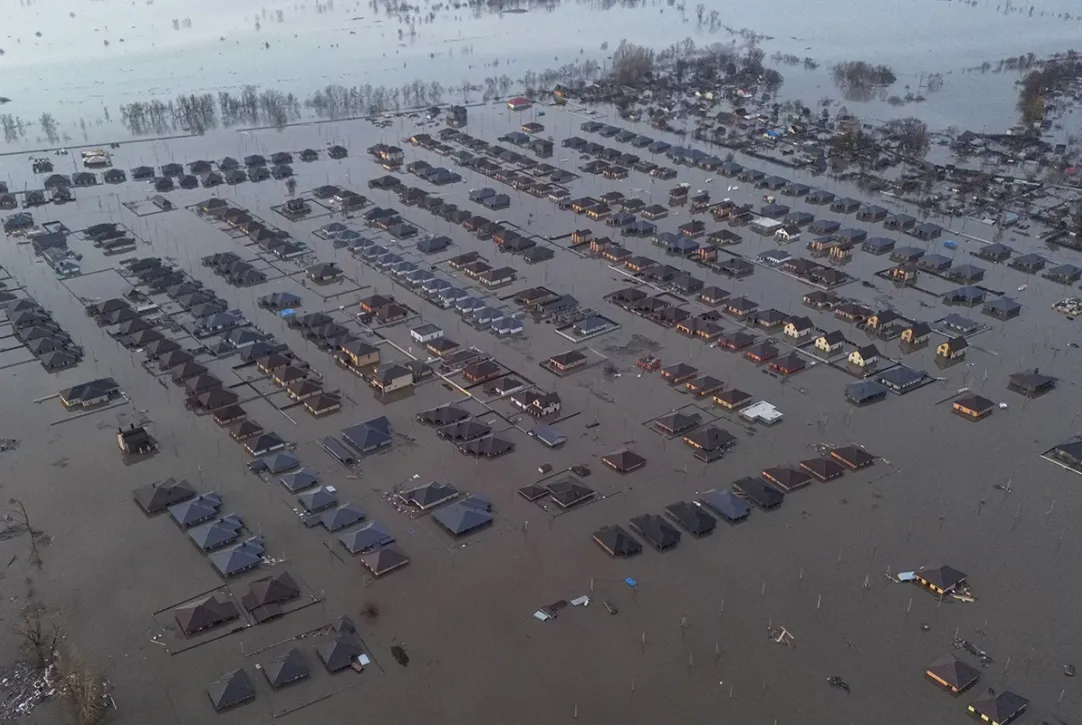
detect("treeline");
top-left (831, 60), bottom-right (897, 101)
top-left (1017, 59), bottom-right (1082, 125)
top-left (118, 87), bottom-right (302, 136)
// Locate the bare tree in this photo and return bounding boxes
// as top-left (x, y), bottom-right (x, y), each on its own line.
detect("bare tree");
top-left (15, 602), bottom-right (60, 670)
top-left (8, 498), bottom-right (44, 569)
top-left (611, 40), bottom-right (655, 86)
top-left (59, 651), bottom-right (108, 725)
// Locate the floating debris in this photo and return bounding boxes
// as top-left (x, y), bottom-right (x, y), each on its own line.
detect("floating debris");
top-left (0, 661), bottom-right (58, 719)
top-left (951, 637), bottom-right (994, 666)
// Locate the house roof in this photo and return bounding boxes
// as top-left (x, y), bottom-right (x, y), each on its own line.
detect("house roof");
top-left (762, 466), bottom-right (812, 491)
top-left (546, 478), bottom-right (595, 508)
top-left (800, 457), bottom-right (846, 480)
top-left (318, 503), bottom-right (366, 532)
top-left (602, 448), bottom-right (646, 473)
top-left (297, 486), bottom-right (338, 512)
top-left (209, 536), bottom-right (266, 577)
top-left (876, 365), bottom-right (926, 389)
top-left (593, 525), bottom-right (642, 557)
top-left (249, 451), bottom-right (299, 474)
top-left (230, 419), bottom-right (264, 440)
top-left (653, 411), bottom-right (701, 434)
top-left (174, 594), bottom-right (238, 635)
top-left (246, 432), bottom-right (286, 456)
top-left (925, 655), bottom-right (980, 691)
top-left (340, 419), bottom-right (392, 452)
top-left (434, 503), bottom-right (493, 536)
top-left (969, 691), bottom-right (1028, 722)
top-left (244, 570), bottom-right (301, 609)
top-left (1009, 369), bottom-right (1056, 391)
top-left (699, 489), bottom-right (750, 521)
top-left (460, 435), bottom-right (514, 457)
top-left (60, 377), bottom-right (118, 404)
top-left (954, 393), bottom-right (995, 413)
top-left (683, 425), bottom-right (737, 452)
top-left (733, 477), bottom-right (784, 508)
top-left (168, 492), bottom-right (222, 527)
top-left (664, 501), bottom-right (717, 536)
top-left (316, 632), bottom-right (363, 672)
top-left (360, 544), bottom-right (410, 576)
top-left (262, 648), bottom-right (309, 689)
top-left (831, 445), bottom-right (876, 468)
top-left (339, 521), bottom-right (395, 554)
top-left (188, 514), bottom-right (244, 550)
top-left (401, 481), bottom-right (459, 509)
top-left (279, 468), bottom-right (319, 492)
top-left (787, 315), bottom-right (813, 331)
top-left (916, 564), bottom-right (967, 590)
top-left (629, 514), bottom-right (681, 550)
top-left (133, 477), bottom-right (196, 514)
top-left (853, 344), bottom-right (879, 359)
top-left (207, 669), bottom-right (255, 711)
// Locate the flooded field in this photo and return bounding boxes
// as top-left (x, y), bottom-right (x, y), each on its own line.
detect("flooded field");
top-left (0, 97), bottom-right (1081, 724)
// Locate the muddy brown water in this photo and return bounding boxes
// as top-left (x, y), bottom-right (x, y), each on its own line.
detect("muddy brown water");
top-left (0, 103), bottom-right (1080, 724)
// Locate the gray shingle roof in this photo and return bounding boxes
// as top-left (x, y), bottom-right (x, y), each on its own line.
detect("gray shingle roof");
top-left (433, 503), bottom-right (493, 536)
top-left (262, 648), bottom-right (309, 689)
top-left (338, 521), bottom-right (395, 554)
top-left (207, 669), bottom-right (255, 711)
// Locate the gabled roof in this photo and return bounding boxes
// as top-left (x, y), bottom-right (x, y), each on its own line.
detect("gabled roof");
top-left (249, 451), bottom-right (300, 474)
top-left (400, 481), bottom-right (459, 509)
top-left (60, 377), bottom-right (119, 404)
top-left (318, 503), bottom-right (366, 532)
top-left (459, 435), bottom-right (514, 458)
top-left (133, 477), bottom-right (196, 514)
top-left (207, 669), bottom-right (255, 711)
top-left (262, 649), bottom-right (309, 689)
top-left (209, 536), bottom-right (266, 577)
top-left (762, 466), bottom-right (812, 491)
top-left (340, 419), bottom-right (393, 452)
top-left (339, 521), bottom-right (395, 554)
top-left (546, 478), bottom-right (595, 508)
top-left (187, 514), bottom-right (244, 551)
top-left (168, 492), bottom-right (223, 527)
top-left (174, 594), bottom-right (238, 635)
top-left (830, 445), bottom-right (876, 469)
top-left (246, 432), bottom-right (286, 456)
top-left (418, 405), bottom-right (469, 426)
top-left (800, 457), bottom-right (846, 481)
top-left (243, 571), bottom-right (300, 608)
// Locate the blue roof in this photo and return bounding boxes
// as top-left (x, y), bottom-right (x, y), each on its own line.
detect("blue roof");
top-left (699, 490), bottom-right (749, 521)
top-left (531, 424), bottom-right (567, 447)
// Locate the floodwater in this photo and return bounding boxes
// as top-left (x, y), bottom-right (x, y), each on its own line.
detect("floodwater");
top-left (1, 0), bottom-right (1082, 149)
top-left (0, 101), bottom-right (1081, 724)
